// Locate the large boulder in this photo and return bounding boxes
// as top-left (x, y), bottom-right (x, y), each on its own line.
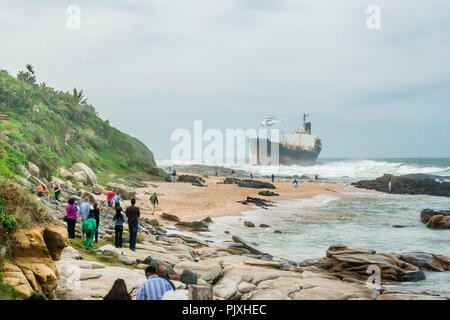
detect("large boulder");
top-left (105, 182), bottom-right (135, 200)
top-left (69, 163), bottom-right (97, 186)
top-left (13, 176), bottom-right (34, 190)
top-left (173, 260), bottom-right (222, 284)
top-left (72, 171), bottom-right (88, 184)
top-left (1, 226), bottom-right (69, 299)
top-left (352, 174), bottom-right (450, 197)
top-left (420, 209), bottom-right (450, 229)
top-left (92, 184), bottom-right (107, 195)
top-left (303, 246), bottom-right (450, 283)
top-left (28, 162), bottom-right (40, 177)
top-left (426, 215), bottom-right (450, 230)
top-left (57, 167), bottom-right (72, 179)
top-left (175, 220), bottom-right (210, 232)
top-left (223, 178), bottom-right (276, 189)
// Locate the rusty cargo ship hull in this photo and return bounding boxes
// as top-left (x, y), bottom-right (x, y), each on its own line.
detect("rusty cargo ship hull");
top-left (250, 138), bottom-right (321, 166)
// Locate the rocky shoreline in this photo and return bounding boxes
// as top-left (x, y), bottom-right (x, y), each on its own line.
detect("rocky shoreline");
top-left (2, 163), bottom-right (450, 300)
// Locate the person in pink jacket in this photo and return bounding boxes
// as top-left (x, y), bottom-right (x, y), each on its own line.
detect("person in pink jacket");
top-left (66, 198), bottom-right (78, 239)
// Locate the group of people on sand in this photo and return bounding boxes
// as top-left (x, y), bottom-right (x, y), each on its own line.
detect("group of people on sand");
top-left (103, 265), bottom-right (178, 300)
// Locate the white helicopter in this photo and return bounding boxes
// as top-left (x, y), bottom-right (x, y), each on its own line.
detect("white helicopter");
top-left (261, 116), bottom-right (283, 128)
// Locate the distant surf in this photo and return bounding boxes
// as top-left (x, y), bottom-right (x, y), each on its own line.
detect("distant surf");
top-left (157, 158), bottom-right (450, 182)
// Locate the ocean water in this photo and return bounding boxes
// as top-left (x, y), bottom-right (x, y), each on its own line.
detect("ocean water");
top-left (159, 158), bottom-right (450, 296)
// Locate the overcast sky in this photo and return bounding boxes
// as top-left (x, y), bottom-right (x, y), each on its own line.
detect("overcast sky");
top-left (1, 0), bottom-right (449, 159)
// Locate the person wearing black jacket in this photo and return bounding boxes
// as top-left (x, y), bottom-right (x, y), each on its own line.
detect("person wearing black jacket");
top-left (91, 203), bottom-right (101, 243)
top-left (125, 199), bottom-right (140, 251)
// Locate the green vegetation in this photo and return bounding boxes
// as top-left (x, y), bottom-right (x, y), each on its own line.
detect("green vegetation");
top-left (0, 275), bottom-right (22, 300)
top-left (0, 66), bottom-right (164, 179)
top-left (69, 238), bottom-right (136, 269)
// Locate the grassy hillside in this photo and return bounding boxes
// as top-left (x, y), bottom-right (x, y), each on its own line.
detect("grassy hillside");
top-left (0, 65), bottom-right (162, 180)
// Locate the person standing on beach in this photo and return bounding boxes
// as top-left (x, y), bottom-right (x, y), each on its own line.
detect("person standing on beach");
top-left (250, 173), bottom-right (253, 179)
top-left (271, 174), bottom-right (275, 183)
top-left (315, 174), bottom-right (319, 183)
top-left (107, 191), bottom-right (115, 208)
top-left (137, 266), bottom-right (173, 300)
top-left (81, 212), bottom-right (97, 250)
top-left (150, 192), bottom-right (158, 215)
top-left (91, 203), bottom-right (101, 243)
top-left (126, 199), bottom-right (140, 251)
top-left (113, 206), bottom-right (125, 248)
top-left (79, 198), bottom-right (91, 240)
top-left (172, 170), bottom-right (177, 183)
top-left (293, 179), bottom-right (298, 192)
top-left (65, 198), bottom-right (77, 239)
top-left (53, 181), bottom-right (61, 201)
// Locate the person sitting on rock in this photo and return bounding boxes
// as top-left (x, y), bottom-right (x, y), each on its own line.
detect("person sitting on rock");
top-left (81, 212), bottom-right (97, 251)
top-left (137, 266), bottom-right (173, 300)
top-left (149, 192), bottom-right (158, 215)
top-left (113, 206), bottom-right (125, 248)
top-left (103, 279), bottom-right (132, 300)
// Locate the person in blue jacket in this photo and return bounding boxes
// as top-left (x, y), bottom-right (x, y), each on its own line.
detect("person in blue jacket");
top-left (172, 170), bottom-right (177, 183)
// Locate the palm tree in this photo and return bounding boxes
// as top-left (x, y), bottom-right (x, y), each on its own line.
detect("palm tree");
top-left (17, 64), bottom-right (36, 86)
top-left (72, 88), bottom-right (88, 105)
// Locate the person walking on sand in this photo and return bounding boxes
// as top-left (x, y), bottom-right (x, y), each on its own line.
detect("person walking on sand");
top-left (137, 266), bottom-right (173, 300)
top-left (103, 279), bottom-right (132, 300)
top-left (150, 192), bottom-right (158, 215)
top-left (172, 170), bottom-right (177, 183)
top-left (112, 193), bottom-right (123, 209)
top-left (91, 203), bottom-right (101, 243)
top-left (53, 181), bottom-right (61, 201)
top-left (388, 179), bottom-right (392, 192)
top-left (65, 198), bottom-right (77, 239)
top-left (271, 174), bottom-right (275, 183)
top-left (81, 212), bottom-right (97, 251)
top-left (107, 190), bottom-right (115, 208)
top-left (113, 206), bottom-right (125, 248)
top-left (293, 179), bottom-right (298, 192)
top-left (126, 199), bottom-right (140, 251)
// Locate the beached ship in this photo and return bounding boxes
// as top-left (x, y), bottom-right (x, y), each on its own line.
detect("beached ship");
top-left (250, 114), bottom-right (322, 166)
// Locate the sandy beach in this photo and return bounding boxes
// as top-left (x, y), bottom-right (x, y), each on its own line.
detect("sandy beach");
top-left (129, 175), bottom-right (351, 222)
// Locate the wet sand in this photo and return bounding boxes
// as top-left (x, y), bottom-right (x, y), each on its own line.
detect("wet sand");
top-left (130, 175), bottom-right (352, 222)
